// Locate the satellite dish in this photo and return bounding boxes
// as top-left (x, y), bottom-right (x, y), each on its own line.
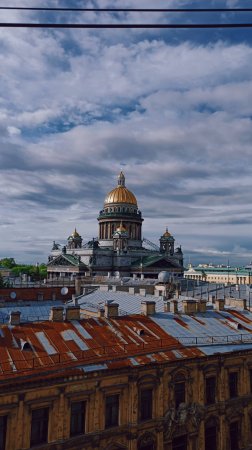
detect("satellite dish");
top-left (10, 292), bottom-right (17, 299)
top-left (61, 287), bottom-right (69, 295)
top-left (158, 271), bottom-right (171, 283)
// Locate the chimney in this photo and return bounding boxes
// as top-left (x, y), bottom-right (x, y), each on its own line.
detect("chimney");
top-left (139, 288), bottom-right (146, 297)
top-left (99, 285), bottom-right (109, 292)
top-left (197, 300), bottom-right (207, 313)
top-left (182, 300), bottom-right (197, 314)
top-left (98, 308), bottom-right (105, 318)
top-left (104, 302), bottom-right (119, 318)
top-left (65, 306), bottom-right (80, 321)
top-left (141, 300), bottom-right (156, 316)
top-left (215, 299), bottom-right (225, 311)
top-left (9, 311), bottom-right (21, 326)
top-left (175, 287), bottom-right (181, 297)
top-left (225, 297), bottom-right (246, 310)
top-left (170, 300), bottom-right (178, 314)
top-left (164, 301), bottom-right (171, 312)
top-left (50, 306), bottom-right (64, 322)
top-left (75, 276), bottom-right (82, 296)
top-left (128, 287), bottom-right (136, 295)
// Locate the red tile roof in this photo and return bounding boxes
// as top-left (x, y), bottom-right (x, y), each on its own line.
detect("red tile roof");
top-left (0, 315), bottom-right (203, 384)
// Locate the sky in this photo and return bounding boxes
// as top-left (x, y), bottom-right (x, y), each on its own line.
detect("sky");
top-left (0, 0), bottom-right (252, 266)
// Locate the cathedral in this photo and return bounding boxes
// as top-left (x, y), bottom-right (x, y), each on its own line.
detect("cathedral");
top-left (47, 171), bottom-right (184, 279)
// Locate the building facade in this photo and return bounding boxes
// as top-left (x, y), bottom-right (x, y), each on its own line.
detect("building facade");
top-left (47, 172), bottom-right (184, 279)
top-left (1, 301), bottom-right (252, 450)
top-left (184, 264), bottom-right (252, 285)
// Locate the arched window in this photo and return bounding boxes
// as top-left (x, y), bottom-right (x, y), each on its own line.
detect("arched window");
top-left (174, 373), bottom-right (186, 408)
top-left (169, 368), bottom-right (193, 408)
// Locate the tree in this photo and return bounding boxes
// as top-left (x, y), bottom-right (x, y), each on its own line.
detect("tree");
top-left (0, 258), bottom-right (16, 268)
top-left (11, 263), bottom-right (47, 281)
top-left (0, 273), bottom-right (11, 288)
top-left (0, 273), bottom-right (5, 288)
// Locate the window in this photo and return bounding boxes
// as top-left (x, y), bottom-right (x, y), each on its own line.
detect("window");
top-left (138, 435), bottom-right (155, 450)
top-left (174, 381), bottom-right (185, 408)
top-left (205, 423), bottom-right (217, 450)
top-left (105, 395), bottom-right (119, 428)
top-left (229, 372), bottom-right (238, 398)
top-left (230, 421), bottom-right (239, 450)
top-left (205, 376), bottom-right (216, 405)
top-left (30, 408), bottom-right (49, 447)
top-left (172, 435), bottom-right (187, 450)
top-left (138, 444), bottom-right (154, 450)
top-left (140, 389), bottom-right (152, 421)
top-left (0, 416), bottom-right (7, 450)
top-left (70, 401), bottom-right (85, 437)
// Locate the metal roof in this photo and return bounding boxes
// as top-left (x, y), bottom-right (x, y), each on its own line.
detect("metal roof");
top-left (0, 314), bottom-right (203, 383)
top-left (0, 301), bottom-right (63, 323)
top-left (73, 290), bottom-right (165, 315)
top-left (183, 283), bottom-right (252, 302)
top-left (152, 308), bottom-right (252, 355)
top-left (188, 266), bottom-right (251, 275)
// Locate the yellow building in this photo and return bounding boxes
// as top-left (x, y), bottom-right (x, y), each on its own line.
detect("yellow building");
top-left (184, 264), bottom-right (252, 285)
top-left (1, 301), bottom-right (252, 450)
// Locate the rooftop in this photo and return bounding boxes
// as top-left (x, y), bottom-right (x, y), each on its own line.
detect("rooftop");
top-left (0, 314), bottom-right (202, 385)
top-left (72, 289), bottom-right (165, 315)
top-left (0, 300), bottom-right (63, 323)
top-left (2, 296), bottom-right (252, 385)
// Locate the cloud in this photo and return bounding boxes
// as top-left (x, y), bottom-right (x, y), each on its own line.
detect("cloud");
top-left (0, 1), bottom-right (252, 264)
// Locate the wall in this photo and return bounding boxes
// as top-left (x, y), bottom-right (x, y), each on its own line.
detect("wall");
top-left (2, 349), bottom-right (252, 449)
top-left (0, 286), bottom-right (75, 302)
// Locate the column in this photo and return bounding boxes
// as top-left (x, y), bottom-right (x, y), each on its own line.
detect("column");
top-left (127, 374), bottom-right (138, 450)
top-left (16, 394), bottom-right (25, 449)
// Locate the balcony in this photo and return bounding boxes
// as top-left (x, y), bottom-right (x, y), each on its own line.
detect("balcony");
top-left (98, 210), bottom-right (142, 219)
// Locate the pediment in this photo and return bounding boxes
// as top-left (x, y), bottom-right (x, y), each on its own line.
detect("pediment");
top-left (139, 256), bottom-right (181, 269)
top-left (150, 258), bottom-right (178, 269)
top-left (47, 255), bottom-right (78, 267)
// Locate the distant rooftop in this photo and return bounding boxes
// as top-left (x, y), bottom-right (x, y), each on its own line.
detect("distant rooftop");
top-left (0, 301), bottom-right (63, 323)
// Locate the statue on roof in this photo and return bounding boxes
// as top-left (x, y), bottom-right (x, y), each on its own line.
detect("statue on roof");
top-left (52, 241), bottom-right (60, 250)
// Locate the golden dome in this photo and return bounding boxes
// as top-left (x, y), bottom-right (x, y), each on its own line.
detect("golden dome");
top-left (72, 228), bottom-right (80, 238)
top-left (105, 186), bottom-right (137, 205)
top-left (163, 228), bottom-right (171, 238)
top-left (104, 171), bottom-right (137, 206)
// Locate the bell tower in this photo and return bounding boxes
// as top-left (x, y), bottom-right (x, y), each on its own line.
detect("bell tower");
top-left (113, 222), bottom-right (129, 254)
top-left (159, 228), bottom-right (175, 255)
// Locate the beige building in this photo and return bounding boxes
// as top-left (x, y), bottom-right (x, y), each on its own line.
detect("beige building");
top-left (1, 300), bottom-right (252, 450)
top-left (184, 264), bottom-right (252, 285)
